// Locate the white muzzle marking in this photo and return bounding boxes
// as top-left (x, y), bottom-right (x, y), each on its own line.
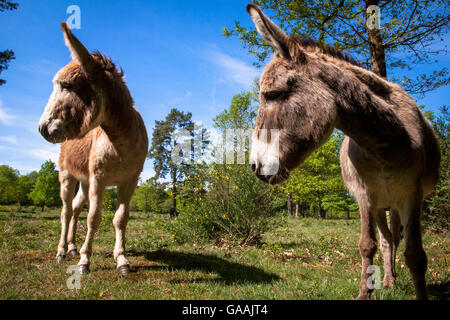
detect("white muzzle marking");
top-left (250, 129), bottom-right (280, 176)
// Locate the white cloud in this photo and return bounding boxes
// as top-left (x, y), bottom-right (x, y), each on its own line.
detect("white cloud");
top-left (205, 50), bottom-right (260, 88)
top-left (138, 160), bottom-right (156, 183)
top-left (19, 59), bottom-right (60, 77)
top-left (0, 136), bottom-right (18, 145)
top-left (0, 145), bottom-right (12, 152)
top-left (8, 163), bottom-right (40, 174)
top-left (28, 147), bottom-right (60, 163)
top-left (0, 99), bottom-right (16, 125)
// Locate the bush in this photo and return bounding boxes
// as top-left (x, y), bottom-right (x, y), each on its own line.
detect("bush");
top-left (170, 164), bottom-right (284, 246)
top-left (131, 179), bottom-right (171, 214)
top-left (103, 188), bottom-right (117, 213)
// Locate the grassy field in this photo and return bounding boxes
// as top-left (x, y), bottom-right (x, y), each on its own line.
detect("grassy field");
top-left (0, 206), bottom-right (448, 300)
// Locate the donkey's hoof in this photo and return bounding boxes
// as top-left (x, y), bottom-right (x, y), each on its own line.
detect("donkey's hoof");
top-left (68, 249), bottom-right (78, 257)
top-left (78, 264), bottom-right (90, 275)
top-left (117, 264), bottom-right (131, 275)
top-left (356, 294), bottom-right (371, 300)
top-left (56, 255), bottom-right (66, 264)
top-left (383, 277), bottom-right (395, 289)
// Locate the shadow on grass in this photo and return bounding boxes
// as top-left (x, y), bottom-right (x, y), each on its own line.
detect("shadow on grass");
top-left (428, 281), bottom-right (450, 300)
top-left (130, 249), bottom-right (280, 285)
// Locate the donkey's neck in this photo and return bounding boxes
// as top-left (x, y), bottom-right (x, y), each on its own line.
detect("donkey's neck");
top-left (331, 76), bottom-right (414, 162)
top-left (100, 82), bottom-right (138, 144)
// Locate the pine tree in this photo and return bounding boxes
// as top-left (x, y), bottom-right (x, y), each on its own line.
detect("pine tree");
top-left (148, 108), bottom-right (194, 214)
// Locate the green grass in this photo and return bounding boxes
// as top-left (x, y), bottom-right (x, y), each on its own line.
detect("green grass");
top-left (0, 206), bottom-right (448, 300)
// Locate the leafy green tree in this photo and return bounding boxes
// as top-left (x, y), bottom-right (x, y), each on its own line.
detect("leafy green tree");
top-left (282, 132), bottom-right (346, 218)
top-left (16, 174), bottom-right (36, 206)
top-left (0, 0), bottom-right (19, 86)
top-left (0, 165), bottom-right (19, 204)
top-left (224, 0), bottom-right (449, 93)
top-left (132, 181), bottom-right (153, 213)
top-left (132, 178), bottom-right (169, 213)
top-left (322, 191), bottom-right (359, 219)
top-left (148, 108), bottom-right (194, 213)
top-left (213, 91), bottom-right (257, 130)
top-left (423, 105), bottom-right (449, 231)
top-left (0, 166), bottom-right (37, 206)
top-left (213, 89), bottom-right (259, 165)
top-left (29, 160), bottom-right (61, 211)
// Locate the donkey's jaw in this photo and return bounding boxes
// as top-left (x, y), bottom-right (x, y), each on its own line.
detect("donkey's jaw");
top-left (252, 163), bottom-right (290, 185)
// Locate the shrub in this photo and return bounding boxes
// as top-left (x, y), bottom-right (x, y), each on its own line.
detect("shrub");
top-left (170, 164), bottom-right (284, 246)
top-left (103, 188), bottom-right (117, 213)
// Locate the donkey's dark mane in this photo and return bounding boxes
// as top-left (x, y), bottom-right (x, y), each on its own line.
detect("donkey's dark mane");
top-left (291, 36), bottom-right (363, 68)
top-left (91, 51), bottom-right (125, 77)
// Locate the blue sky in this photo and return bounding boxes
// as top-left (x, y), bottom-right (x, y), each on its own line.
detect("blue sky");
top-left (0, 0), bottom-right (448, 181)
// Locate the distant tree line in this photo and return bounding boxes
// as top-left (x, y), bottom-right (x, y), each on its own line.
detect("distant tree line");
top-left (0, 160), bottom-right (60, 210)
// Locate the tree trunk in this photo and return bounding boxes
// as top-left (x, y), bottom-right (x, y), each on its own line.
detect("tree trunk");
top-left (318, 198), bottom-right (326, 219)
top-left (172, 166), bottom-right (177, 215)
top-left (365, 0), bottom-right (387, 78)
top-left (347, 209), bottom-right (350, 220)
top-left (295, 199), bottom-right (299, 218)
top-left (287, 193), bottom-right (292, 216)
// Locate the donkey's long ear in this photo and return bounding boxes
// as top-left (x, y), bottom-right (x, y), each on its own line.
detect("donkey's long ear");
top-left (60, 22), bottom-right (97, 74)
top-left (246, 4), bottom-right (290, 59)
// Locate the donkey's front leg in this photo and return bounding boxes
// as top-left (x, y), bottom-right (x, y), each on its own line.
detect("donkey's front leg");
top-left (357, 203), bottom-right (378, 300)
top-left (77, 179), bottom-right (105, 274)
top-left (56, 171), bottom-right (77, 263)
top-left (67, 183), bottom-right (88, 257)
top-left (113, 178), bottom-right (139, 275)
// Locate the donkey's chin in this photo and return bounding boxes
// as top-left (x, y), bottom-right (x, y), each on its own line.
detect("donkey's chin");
top-left (39, 118), bottom-right (70, 144)
top-left (256, 167), bottom-right (290, 185)
top-left (39, 128), bottom-right (67, 144)
top-left (48, 135), bottom-right (67, 144)
top-left (44, 126), bottom-right (69, 144)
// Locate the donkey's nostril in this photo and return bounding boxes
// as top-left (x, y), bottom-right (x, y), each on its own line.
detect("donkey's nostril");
top-left (38, 123), bottom-right (49, 139)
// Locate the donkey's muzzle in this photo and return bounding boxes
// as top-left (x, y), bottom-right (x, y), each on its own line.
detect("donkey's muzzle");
top-left (252, 162), bottom-right (290, 185)
top-left (38, 118), bottom-right (66, 144)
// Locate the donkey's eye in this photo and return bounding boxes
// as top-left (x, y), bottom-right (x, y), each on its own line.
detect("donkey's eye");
top-left (263, 90), bottom-right (288, 101)
top-left (60, 82), bottom-right (73, 90)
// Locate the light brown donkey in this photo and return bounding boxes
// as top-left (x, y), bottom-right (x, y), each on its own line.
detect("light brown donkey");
top-left (247, 5), bottom-right (440, 299)
top-left (38, 23), bottom-right (148, 275)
